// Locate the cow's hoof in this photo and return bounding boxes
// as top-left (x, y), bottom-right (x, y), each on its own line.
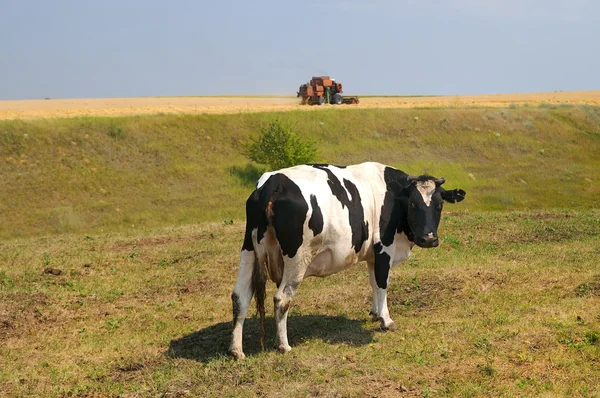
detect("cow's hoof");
top-left (369, 311), bottom-right (379, 322)
top-left (228, 348), bottom-right (246, 360)
top-left (379, 320), bottom-right (397, 331)
top-left (277, 344), bottom-right (292, 354)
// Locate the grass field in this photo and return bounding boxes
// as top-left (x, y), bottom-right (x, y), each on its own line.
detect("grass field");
top-left (1, 211), bottom-right (599, 396)
top-left (1, 103), bottom-right (599, 396)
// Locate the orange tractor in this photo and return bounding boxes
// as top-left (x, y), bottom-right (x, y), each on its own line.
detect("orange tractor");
top-left (297, 76), bottom-right (359, 105)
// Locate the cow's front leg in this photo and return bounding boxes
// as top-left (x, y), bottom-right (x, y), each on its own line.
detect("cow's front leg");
top-left (375, 287), bottom-right (396, 330)
top-left (373, 242), bottom-right (397, 331)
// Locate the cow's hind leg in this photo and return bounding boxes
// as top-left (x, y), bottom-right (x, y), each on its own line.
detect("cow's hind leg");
top-left (273, 257), bottom-right (306, 354)
top-left (367, 261), bottom-right (380, 321)
top-left (229, 249), bottom-right (255, 360)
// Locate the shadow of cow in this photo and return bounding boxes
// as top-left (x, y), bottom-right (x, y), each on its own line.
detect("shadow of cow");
top-left (167, 315), bottom-right (374, 362)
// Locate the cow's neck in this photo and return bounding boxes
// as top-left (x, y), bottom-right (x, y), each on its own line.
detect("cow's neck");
top-left (385, 167), bottom-right (415, 242)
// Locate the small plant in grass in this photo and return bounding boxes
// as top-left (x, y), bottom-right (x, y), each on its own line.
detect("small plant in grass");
top-left (105, 318), bottom-right (120, 331)
top-left (107, 124), bottom-right (126, 139)
top-left (478, 362), bottom-right (496, 377)
top-left (158, 258), bottom-right (169, 267)
top-left (0, 271), bottom-right (14, 288)
top-left (244, 118), bottom-right (317, 170)
top-left (411, 276), bottom-right (421, 290)
top-left (475, 336), bottom-right (492, 351)
top-left (584, 330), bottom-right (599, 345)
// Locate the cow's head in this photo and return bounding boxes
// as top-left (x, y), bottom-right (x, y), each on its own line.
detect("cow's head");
top-left (393, 175), bottom-right (466, 248)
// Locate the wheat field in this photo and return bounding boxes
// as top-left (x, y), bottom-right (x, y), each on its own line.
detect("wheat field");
top-left (1, 91), bottom-right (599, 120)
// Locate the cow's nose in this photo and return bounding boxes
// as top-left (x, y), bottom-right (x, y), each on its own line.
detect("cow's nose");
top-left (418, 234), bottom-right (439, 248)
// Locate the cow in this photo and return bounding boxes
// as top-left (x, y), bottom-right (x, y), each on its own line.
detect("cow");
top-left (229, 162), bottom-right (466, 359)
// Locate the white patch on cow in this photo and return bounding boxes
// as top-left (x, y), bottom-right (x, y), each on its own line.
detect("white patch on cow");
top-left (392, 232), bottom-right (412, 266)
top-left (416, 180), bottom-right (436, 207)
top-left (256, 171), bottom-right (275, 189)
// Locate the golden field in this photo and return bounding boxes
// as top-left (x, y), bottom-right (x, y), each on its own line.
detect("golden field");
top-left (1, 91), bottom-right (600, 120)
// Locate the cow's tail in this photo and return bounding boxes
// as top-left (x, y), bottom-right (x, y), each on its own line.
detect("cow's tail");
top-left (251, 252), bottom-right (267, 349)
top-left (250, 181), bottom-right (283, 350)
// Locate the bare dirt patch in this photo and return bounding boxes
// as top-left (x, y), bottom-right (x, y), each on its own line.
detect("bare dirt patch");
top-left (0, 291), bottom-right (51, 339)
top-left (389, 274), bottom-right (464, 313)
top-left (1, 91), bottom-right (599, 120)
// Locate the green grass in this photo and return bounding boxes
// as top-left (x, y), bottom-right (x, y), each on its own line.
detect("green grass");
top-left (1, 106), bottom-right (599, 239)
top-left (0, 211), bottom-right (598, 396)
top-left (1, 106), bottom-right (599, 396)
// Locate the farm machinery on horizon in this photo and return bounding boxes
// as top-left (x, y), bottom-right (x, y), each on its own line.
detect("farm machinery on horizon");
top-left (297, 76), bottom-right (359, 105)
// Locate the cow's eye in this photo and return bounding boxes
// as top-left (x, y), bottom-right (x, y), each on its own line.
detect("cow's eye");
top-left (410, 202), bottom-right (416, 209)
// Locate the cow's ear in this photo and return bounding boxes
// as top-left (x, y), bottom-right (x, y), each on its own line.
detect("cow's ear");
top-left (440, 188), bottom-right (466, 203)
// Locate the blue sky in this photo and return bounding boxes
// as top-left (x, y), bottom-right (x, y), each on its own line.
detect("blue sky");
top-left (1, 0), bottom-right (598, 99)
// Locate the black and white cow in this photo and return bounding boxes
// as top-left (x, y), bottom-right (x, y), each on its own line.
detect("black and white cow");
top-left (229, 162), bottom-right (466, 359)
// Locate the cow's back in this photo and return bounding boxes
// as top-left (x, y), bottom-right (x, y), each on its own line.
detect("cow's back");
top-left (252, 162), bottom-right (388, 278)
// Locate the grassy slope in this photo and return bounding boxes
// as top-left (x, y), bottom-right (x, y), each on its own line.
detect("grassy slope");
top-left (1, 105), bottom-right (599, 239)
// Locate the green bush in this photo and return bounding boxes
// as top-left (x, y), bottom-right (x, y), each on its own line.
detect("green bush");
top-left (244, 119), bottom-right (317, 170)
top-left (107, 124), bottom-right (126, 139)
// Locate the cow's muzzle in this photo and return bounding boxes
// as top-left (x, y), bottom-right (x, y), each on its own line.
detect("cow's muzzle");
top-left (415, 234), bottom-right (439, 248)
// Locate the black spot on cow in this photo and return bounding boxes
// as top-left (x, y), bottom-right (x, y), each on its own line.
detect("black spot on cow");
top-left (379, 187), bottom-right (397, 247)
top-left (242, 189), bottom-right (261, 251)
top-left (379, 167), bottom-right (411, 245)
top-left (242, 173), bottom-right (308, 258)
top-left (343, 179), bottom-right (369, 253)
top-left (311, 164), bottom-right (345, 201)
top-left (308, 195), bottom-right (324, 236)
top-left (374, 242), bottom-right (391, 289)
top-left (311, 165), bottom-right (368, 253)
